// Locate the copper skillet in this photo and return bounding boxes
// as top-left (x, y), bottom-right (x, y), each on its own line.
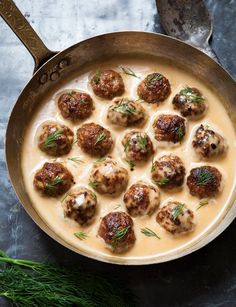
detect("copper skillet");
top-left (1, 0), bottom-right (236, 265)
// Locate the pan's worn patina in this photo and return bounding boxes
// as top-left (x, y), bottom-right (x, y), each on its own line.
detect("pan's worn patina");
top-left (0, 0), bottom-right (236, 264)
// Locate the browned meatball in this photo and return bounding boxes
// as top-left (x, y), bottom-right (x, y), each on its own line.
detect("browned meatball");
top-left (77, 123), bottom-right (113, 156)
top-left (122, 131), bottom-right (154, 162)
top-left (151, 155), bottom-right (185, 189)
top-left (63, 187), bottom-right (97, 225)
top-left (58, 90), bottom-right (94, 120)
top-left (98, 211), bottom-right (135, 253)
top-left (156, 201), bottom-right (195, 234)
top-left (192, 124), bottom-right (227, 159)
top-left (33, 162), bottom-right (74, 197)
top-left (123, 181), bottom-right (160, 217)
top-left (137, 73), bottom-right (171, 104)
top-left (89, 157), bottom-right (129, 195)
top-left (187, 166), bottom-right (222, 198)
top-left (107, 98), bottom-right (147, 127)
top-left (90, 69), bottom-right (125, 100)
top-left (172, 87), bottom-right (207, 118)
top-left (38, 122), bottom-right (74, 156)
top-left (153, 114), bottom-right (186, 143)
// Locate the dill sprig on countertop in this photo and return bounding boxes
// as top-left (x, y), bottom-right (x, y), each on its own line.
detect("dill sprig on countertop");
top-left (0, 249), bottom-right (135, 307)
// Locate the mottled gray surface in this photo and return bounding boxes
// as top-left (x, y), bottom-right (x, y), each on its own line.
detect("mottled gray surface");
top-left (0, 0), bottom-right (236, 306)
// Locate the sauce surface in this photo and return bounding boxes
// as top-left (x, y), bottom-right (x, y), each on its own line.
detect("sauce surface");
top-left (22, 57), bottom-right (236, 262)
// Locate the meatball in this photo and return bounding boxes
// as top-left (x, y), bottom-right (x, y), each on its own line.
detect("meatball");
top-left (98, 211), bottom-right (135, 253)
top-left (156, 201), bottom-right (195, 234)
top-left (122, 131), bottom-right (154, 162)
top-left (153, 114), bottom-right (186, 143)
top-left (123, 181), bottom-right (160, 217)
top-left (89, 157), bottom-right (129, 195)
top-left (107, 98), bottom-right (147, 127)
top-left (90, 69), bottom-right (125, 100)
top-left (187, 166), bottom-right (222, 198)
top-left (137, 73), bottom-right (171, 104)
top-left (77, 123), bottom-right (113, 156)
top-left (151, 155), bottom-right (185, 189)
top-left (63, 187), bottom-right (97, 225)
top-left (192, 124), bottom-right (227, 159)
top-left (172, 87), bottom-right (207, 118)
top-left (38, 122), bottom-right (74, 156)
top-left (33, 162), bottom-right (74, 197)
top-left (58, 90), bottom-right (94, 120)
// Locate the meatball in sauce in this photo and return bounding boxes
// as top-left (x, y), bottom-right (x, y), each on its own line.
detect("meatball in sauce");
top-left (156, 201), bottom-right (195, 234)
top-left (107, 98), bottom-right (147, 127)
top-left (187, 166), bottom-right (222, 198)
top-left (38, 122), bottom-right (74, 156)
top-left (98, 211), bottom-right (136, 253)
top-left (33, 162), bottom-right (74, 197)
top-left (172, 87), bottom-right (207, 119)
top-left (63, 187), bottom-right (97, 225)
top-left (89, 157), bottom-right (129, 195)
top-left (122, 131), bottom-right (154, 162)
top-left (124, 181), bottom-right (160, 217)
top-left (151, 155), bottom-right (185, 189)
top-left (58, 90), bottom-right (94, 121)
top-left (153, 114), bottom-right (186, 143)
top-left (90, 69), bottom-right (125, 100)
top-left (192, 124), bottom-right (227, 159)
top-left (137, 73), bottom-right (171, 104)
top-left (77, 123), bottom-right (113, 156)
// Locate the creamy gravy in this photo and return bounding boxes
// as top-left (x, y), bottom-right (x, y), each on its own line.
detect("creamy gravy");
top-left (22, 57), bottom-right (236, 262)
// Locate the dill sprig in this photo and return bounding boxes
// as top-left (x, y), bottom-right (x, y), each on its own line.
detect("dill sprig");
top-left (95, 132), bottom-right (105, 145)
top-left (197, 199), bottom-right (209, 210)
top-left (151, 157), bottom-right (156, 173)
top-left (197, 169), bottom-right (214, 186)
top-left (74, 231), bottom-right (88, 240)
top-left (146, 74), bottom-right (163, 84)
top-left (43, 129), bottom-right (63, 149)
top-left (94, 69), bottom-right (101, 84)
top-left (172, 203), bottom-right (185, 221)
top-left (88, 181), bottom-right (99, 189)
top-left (0, 249), bottom-right (135, 307)
top-left (141, 227), bottom-right (160, 239)
top-left (45, 176), bottom-right (64, 190)
top-left (114, 204), bottom-right (122, 210)
top-left (113, 101), bottom-right (137, 114)
top-left (153, 177), bottom-right (169, 186)
top-left (68, 157), bottom-right (84, 164)
top-left (177, 127), bottom-right (184, 140)
top-left (120, 66), bottom-right (140, 79)
top-left (124, 140), bottom-right (130, 152)
top-left (68, 90), bottom-right (76, 98)
top-left (180, 87), bottom-right (204, 103)
top-left (137, 135), bottom-right (148, 150)
top-left (114, 226), bottom-right (131, 241)
top-left (94, 157), bottom-right (106, 163)
top-left (126, 160), bottom-right (135, 171)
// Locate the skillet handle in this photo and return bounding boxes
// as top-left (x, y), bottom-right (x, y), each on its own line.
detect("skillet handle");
top-left (0, 0), bottom-right (57, 72)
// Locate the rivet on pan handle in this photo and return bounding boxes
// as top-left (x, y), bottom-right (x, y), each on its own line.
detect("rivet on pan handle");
top-left (0, 0), bottom-right (57, 72)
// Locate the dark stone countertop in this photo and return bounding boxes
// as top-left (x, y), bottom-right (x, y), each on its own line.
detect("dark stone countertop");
top-left (0, 0), bottom-right (235, 306)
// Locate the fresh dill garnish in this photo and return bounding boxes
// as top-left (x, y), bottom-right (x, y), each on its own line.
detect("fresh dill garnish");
top-left (61, 193), bottom-right (68, 203)
top-left (114, 204), bottom-right (122, 210)
top-left (147, 73), bottom-right (163, 84)
top-left (79, 98), bottom-right (87, 105)
top-left (197, 169), bottom-right (214, 186)
top-left (74, 231), bottom-right (88, 240)
top-left (172, 203), bottom-right (185, 221)
top-left (126, 160), bottom-right (135, 171)
top-left (45, 176), bottom-right (64, 190)
top-left (94, 69), bottom-right (101, 84)
top-left (113, 101), bottom-right (137, 114)
top-left (94, 157), bottom-right (106, 163)
top-left (137, 135), bottom-right (148, 150)
top-left (68, 90), bottom-right (76, 97)
top-left (141, 227), bottom-right (161, 239)
top-left (120, 66), bottom-right (140, 79)
top-left (124, 140), bottom-right (130, 152)
top-left (43, 129), bottom-right (63, 148)
top-left (177, 127), bottom-right (184, 140)
top-left (113, 226), bottom-right (131, 241)
top-left (151, 157), bottom-right (156, 173)
top-left (68, 157), bottom-right (84, 164)
top-left (153, 177), bottom-right (169, 186)
top-left (197, 199), bottom-right (209, 210)
top-left (88, 181), bottom-right (99, 189)
top-left (0, 249), bottom-right (134, 306)
top-left (180, 87), bottom-right (204, 103)
top-left (95, 132), bottom-right (105, 145)
top-left (73, 139), bottom-right (78, 144)
top-left (91, 192), bottom-right (97, 200)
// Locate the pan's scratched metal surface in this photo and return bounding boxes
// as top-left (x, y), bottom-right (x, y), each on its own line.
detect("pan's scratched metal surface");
top-left (0, 0), bottom-right (236, 306)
